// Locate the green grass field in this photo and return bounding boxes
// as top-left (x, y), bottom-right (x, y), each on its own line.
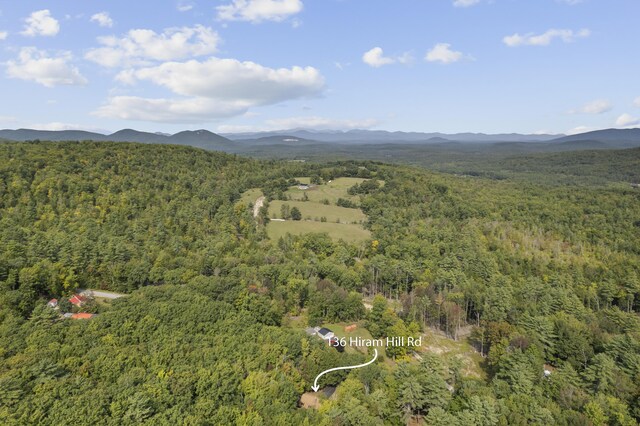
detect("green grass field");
top-left (322, 322), bottom-right (373, 342)
top-left (294, 176), bottom-right (311, 184)
top-left (322, 322), bottom-right (374, 354)
top-left (419, 329), bottom-right (486, 379)
top-left (269, 200), bottom-right (366, 224)
top-left (246, 177), bottom-right (376, 243)
top-left (267, 220), bottom-right (371, 243)
top-left (239, 188), bottom-right (263, 206)
top-left (286, 177), bottom-right (367, 204)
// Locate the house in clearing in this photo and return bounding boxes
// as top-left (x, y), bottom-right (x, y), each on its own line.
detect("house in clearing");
top-left (317, 327), bottom-right (335, 341)
top-left (69, 294), bottom-right (86, 307)
top-left (306, 326), bottom-right (335, 340)
top-left (308, 327), bottom-right (343, 351)
top-left (47, 299), bottom-right (58, 308)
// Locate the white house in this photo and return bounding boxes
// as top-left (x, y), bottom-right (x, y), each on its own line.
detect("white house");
top-left (317, 327), bottom-right (335, 341)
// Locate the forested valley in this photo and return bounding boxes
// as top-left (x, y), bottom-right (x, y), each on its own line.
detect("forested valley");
top-left (1, 141), bottom-right (640, 425)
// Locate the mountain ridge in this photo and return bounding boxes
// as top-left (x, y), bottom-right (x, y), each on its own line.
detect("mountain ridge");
top-left (0, 128), bottom-right (232, 151)
top-left (2, 127), bottom-right (640, 152)
top-left (550, 128), bottom-right (640, 148)
top-left (222, 129), bottom-right (563, 143)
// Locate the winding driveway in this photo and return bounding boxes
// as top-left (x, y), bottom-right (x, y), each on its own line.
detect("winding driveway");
top-left (253, 196), bottom-right (265, 218)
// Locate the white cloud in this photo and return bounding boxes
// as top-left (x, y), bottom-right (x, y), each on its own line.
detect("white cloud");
top-left (0, 115), bottom-right (17, 124)
top-left (216, 124), bottom-right (259, 133)
top-left (425, 43), bottom-right (463, 64)
top-left (362, 48), bottom-right (412, 68)
top-left (0, 31), bottom-right (7, 40)
top-left (96, 58), bottom-right (324, 123)
top-left (94, 97), bottom-right (252, 123)
top-left (29, 122), bottom-right (108, 132)
top-left (615, 113), bottom-right (640, 127)
top-left (569, 99), bottom-right (613, 115)
top-left (362, 47), bottom-right (395, 68)
top-left (566, 125), bottom-right (596, 135)
top-left (265, 116), bottom-right (379, 130)
top-left (21, 10), bottom-right (60, 37)
top-left (217, 0), bottom-right (303, 23)
top-left (90, 12), bottom-right (114, 28)
top-left (117, 58), bottom-right (323, 101)
top-left (177, 1), bottom-right (194, 12)
top-left (217, 116), bottom-right (380, 133)
top-left (453, 0), bottom-right (480, 7)
top-left (85, 25), bottom-right (219, 68)
top-left (6, 47), bottom-right (87, 87)
top-left (503, 28), bottom-right (590, 47)
top-left (397, 52), bottom-right (414, 65)
top-left (634, 97), bottom-right (640, 108)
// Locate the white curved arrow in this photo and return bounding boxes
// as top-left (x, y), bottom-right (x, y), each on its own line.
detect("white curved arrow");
top-left (312, 349), bottom-right (378, 392)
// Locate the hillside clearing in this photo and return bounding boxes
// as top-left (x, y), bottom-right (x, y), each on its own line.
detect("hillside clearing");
top-left (419, 328), bottom-right (486, 380)
top-left (286, 177), bottom-right (368, 204)
top-left (269, 200), bottom-right (366, 223)
top-left (240, 188), bottom-right (263, 206)
top-left (267, 220), bottom-right (371, 243)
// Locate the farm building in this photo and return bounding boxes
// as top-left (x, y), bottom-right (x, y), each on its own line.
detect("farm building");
top-left (71, 313), bottom-right (95, 320)
top-left (317, 327), bottom-right (335, 341)
top-left (306, 327), bottom-right (343, 351)
top-left (69, 294), bottom-right (86, 307)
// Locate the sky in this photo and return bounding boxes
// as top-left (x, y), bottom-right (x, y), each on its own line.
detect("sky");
top-left (0, 0), bottom-right (639, 135)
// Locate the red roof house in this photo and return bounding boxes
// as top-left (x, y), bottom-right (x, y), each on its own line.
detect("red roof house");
top-left (69, 294), bottom-right (87, 307)
top-left (71, 313), bottom-right (94, 320)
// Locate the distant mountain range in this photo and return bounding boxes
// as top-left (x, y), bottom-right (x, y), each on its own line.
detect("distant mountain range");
top-left (1, 127), bottom-right (640, 153)
top-left (549, 128), bottom-right (640, 148)
top-left (0, 128), bottom-right (232, 151)
top-left (224, 129), bottom-right (562, 143)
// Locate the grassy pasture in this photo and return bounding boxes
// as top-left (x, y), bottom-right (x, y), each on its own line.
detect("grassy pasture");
top-left (267, 220), bottom-right (371, 243)
top-left (294, 176), bottom-right (311, 184)
top-left (242, 177), bottom-right (377, 243)
top-left (286, 177), bottom-right (367, 204)
top-left (239, 188), bottom-right (263, 206)
top-left (269, 200), bottom-right (366, 224)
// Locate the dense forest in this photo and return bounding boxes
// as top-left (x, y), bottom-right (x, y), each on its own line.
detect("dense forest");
top-left (245, 143), bottom-right (640, 186)
top-left (1, 141), bottom-right (640, 425)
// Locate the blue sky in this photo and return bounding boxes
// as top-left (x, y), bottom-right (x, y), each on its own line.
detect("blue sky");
top-left (0, 0), bottom-right (639, 135)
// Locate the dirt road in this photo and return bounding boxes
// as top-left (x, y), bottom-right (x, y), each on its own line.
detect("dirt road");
top-left (253, 196), bottom-right (265, 217)
top-left (79, 289), bottom-right (126, 299)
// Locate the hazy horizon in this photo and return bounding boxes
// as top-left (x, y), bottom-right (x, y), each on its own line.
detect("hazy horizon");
top-left (1, 125), bottom-right (568, 137)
